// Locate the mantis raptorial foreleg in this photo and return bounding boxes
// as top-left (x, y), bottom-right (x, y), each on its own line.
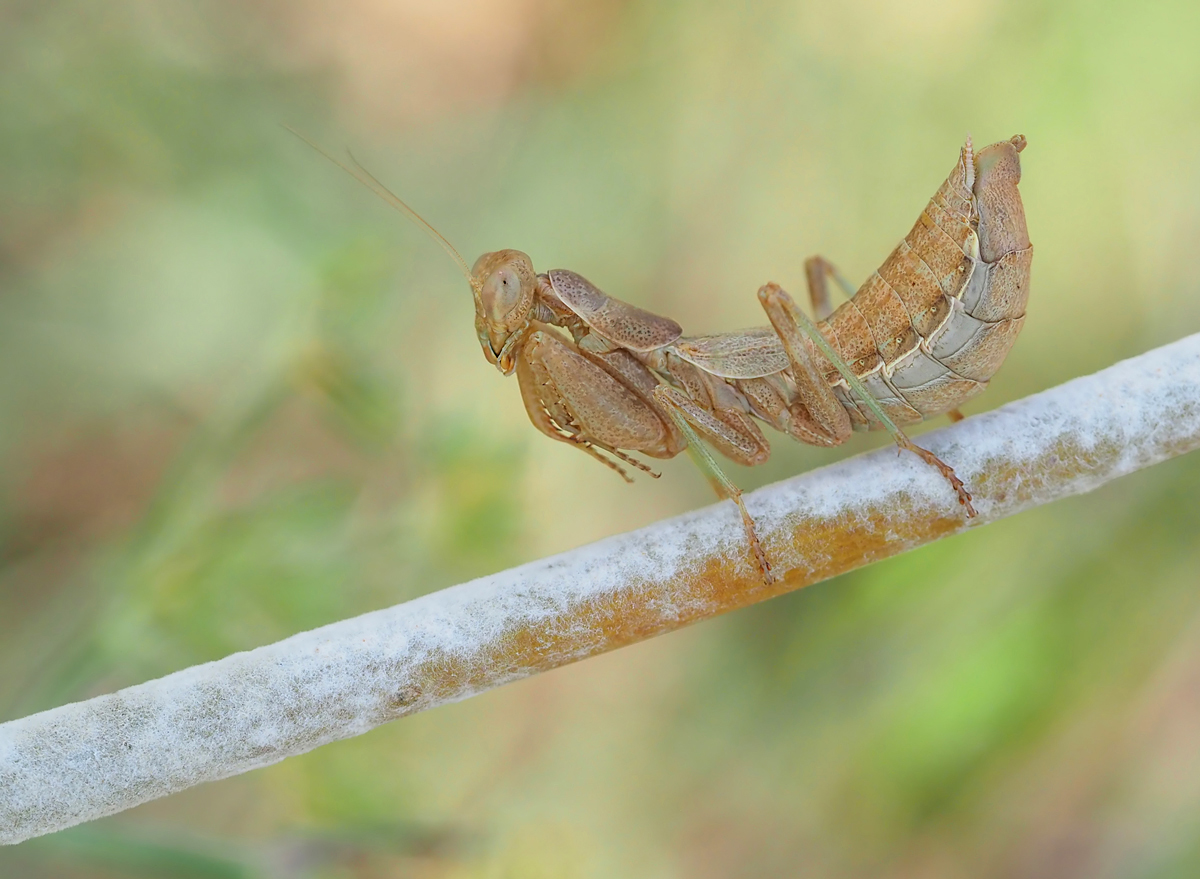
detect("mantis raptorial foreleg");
top-left (757, 283), bottom-right (977, 517)
top-left (652, 385), bottom-right (774, 584)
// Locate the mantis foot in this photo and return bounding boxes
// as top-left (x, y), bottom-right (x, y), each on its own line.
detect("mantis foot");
top-left (729, 489), bottom-right (774, 585)
top-left (894, 436), bottom-right (977, 518)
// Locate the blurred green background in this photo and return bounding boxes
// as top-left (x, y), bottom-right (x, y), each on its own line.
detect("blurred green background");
top-left (3, 0), bottom-right (1200, 876)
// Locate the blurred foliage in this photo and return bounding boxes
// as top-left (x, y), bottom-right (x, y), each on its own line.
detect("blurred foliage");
top-left (2, 0), bottom-right (1200, 876)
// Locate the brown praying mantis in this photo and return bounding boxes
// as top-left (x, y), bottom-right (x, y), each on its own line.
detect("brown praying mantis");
top-left (291, 130), bottom-right (1031, 584)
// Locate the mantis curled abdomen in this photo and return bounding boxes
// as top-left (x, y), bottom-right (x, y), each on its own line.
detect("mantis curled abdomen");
top-left (820, 135), bottom-right (1031, 427)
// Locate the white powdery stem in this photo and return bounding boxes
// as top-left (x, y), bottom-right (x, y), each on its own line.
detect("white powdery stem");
top-left (3, 333), bottom-right (1200, 845)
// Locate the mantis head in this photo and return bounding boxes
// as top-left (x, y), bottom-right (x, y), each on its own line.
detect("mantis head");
top-left (470, 249), bottom-right (537, 374)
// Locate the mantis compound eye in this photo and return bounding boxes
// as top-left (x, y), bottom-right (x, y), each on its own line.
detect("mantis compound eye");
top-left (481, 268), bottom-right (524, 323)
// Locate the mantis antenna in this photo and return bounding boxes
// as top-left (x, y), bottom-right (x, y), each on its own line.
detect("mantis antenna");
top-left (283, 126), bottom-right (481, 293)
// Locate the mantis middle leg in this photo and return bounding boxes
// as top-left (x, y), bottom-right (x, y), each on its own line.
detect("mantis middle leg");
top-left (650, 382), bottom-right (775, 584)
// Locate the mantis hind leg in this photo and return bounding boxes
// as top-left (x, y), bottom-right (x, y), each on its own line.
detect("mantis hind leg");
top-left (757, 282), bottom-right (977, 518)
top-left (804, 256), bottom-right (858, 321)
top-left (652, 385), bottom-right (775, 585)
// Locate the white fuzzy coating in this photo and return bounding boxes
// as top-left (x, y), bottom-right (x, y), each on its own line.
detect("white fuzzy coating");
top-left (3, 333), bottom-right (1200, 845)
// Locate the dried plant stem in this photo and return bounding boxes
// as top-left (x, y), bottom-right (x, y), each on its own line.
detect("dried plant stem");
top-left (4, 333), bottom-right (1200, 845)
